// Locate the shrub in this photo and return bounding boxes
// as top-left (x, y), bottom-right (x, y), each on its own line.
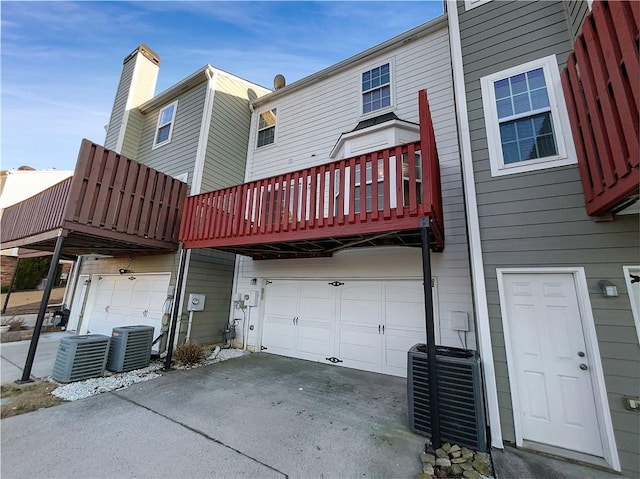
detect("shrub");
top-left (13, 257), bottom-right (52, 291)
top-left (173, 341), bottom-right (207, 366)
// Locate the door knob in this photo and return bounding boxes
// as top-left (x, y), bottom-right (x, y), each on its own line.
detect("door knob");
top-left (578, 351), bottom-right (585, 357)
top-left (579, 363), bottom-right (588, 370)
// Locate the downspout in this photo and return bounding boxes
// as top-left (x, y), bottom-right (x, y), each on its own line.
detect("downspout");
top-left (174, 67), bottom-right (217, 347)
top-left (447, 0), bottom-right (503, 448)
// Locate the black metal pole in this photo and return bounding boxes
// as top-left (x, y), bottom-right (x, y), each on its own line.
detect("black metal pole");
top-left (420, 217), bottom-right (441, 449)
top-left (164, 245), bottom-right (187, 371)
top-left (18, 234), bottom-right (65, 383)
top-left (2, 256), bottom-right (20, 315)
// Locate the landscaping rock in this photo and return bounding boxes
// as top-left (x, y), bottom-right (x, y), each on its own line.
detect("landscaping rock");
top-left (452, 464), bottom-right (463, 475)
top-left (435, 448), bottom-right (448, 458)
top-left (460, 462), bottom-right (474, 471)
top-left (451, 457), bottom-right (467, 464)
top-left (435, 457), bottom-right (451, 467)
top-left (451, 450), bottom-right (462, 458)
top-left (449, 444), bottom-right (461, 453)
top-left (442, 442), bottom-right (452, 452)
top-left (422, 463), bottom-right (435, 475)
top-left (472, 459), bottom-right (492, 477)
top-left (420, 453), bottom-right (436, 465)
top-left (463, 470), bottom-right (482, 479)
top-left (474, 452), bottom-right (489, 462)
top-left (416, 473), bottom-right (431, 479)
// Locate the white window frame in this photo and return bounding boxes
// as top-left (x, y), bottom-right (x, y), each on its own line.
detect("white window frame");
top-left (464, 0), bottom-right (493, 10)
top-left (480, 55), bottom-right (577, 177)
top-left (359, 58), bottom-right (395, 119)
top-left (256, 107), bottom-right (277, 149)
top-left (153, 100), bottom-right (178, 149)
top-left (622, 265), bottom-right (640, 344)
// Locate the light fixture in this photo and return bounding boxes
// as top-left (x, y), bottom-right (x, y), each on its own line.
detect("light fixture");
top-left (598, 280), bottom-right (618, 298)
top-left (119, 268), bottom-right (130, 275)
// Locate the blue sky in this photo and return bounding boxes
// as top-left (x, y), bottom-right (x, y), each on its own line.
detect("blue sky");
top-left (1, 1), bottom-right (443, 171)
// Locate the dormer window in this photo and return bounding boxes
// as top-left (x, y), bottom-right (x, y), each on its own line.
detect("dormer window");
top-left (362, 63), bottom-right (391, 114)
top-left (154, 101), bottom-right (178, 148)
top-left (257, 108), bottom-right (277, 147)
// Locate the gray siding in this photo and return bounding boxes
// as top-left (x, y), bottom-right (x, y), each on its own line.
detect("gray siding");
top-left (564, 0), bottom-right (590, 41)
top-left (180, 249), bottom-right (236, 344)
top-left (458, 1), bottom-right (639, 475)
top-left (201, 74), bottom-right (254, 192)
top-left (135, 83), bottom-right (207, 186)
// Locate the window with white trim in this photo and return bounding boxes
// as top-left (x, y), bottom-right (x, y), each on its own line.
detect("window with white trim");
top-left (362, 63), bottom-right (391, 114)
top-left (154, 101), bottom-right (178, 148)
top-left (464, 0), bottom-right (493, 10)
top-left (480, 55), bottom-right (576, 177)
top-left (257, 108), bottom-right (277, 147)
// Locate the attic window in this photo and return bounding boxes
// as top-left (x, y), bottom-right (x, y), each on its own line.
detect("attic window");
top-left (257, 108), bottom-right (277, 147)
top-left (154, 101), bottom-right (178, 148)
top-left (362, 63), bottom-right (391, 114)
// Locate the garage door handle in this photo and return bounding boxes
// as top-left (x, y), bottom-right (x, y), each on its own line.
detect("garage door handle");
top-left (326, 357), bottom-right (343, 363)
top-left (378, 325), bottom-right (381, 334)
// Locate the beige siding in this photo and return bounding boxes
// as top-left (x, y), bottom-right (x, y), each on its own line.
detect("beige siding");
top-left (200, 73), bottom-right (268, 192)
top-left (78, 254), bottom-right (178, 279)
top-left (104, 56), bottom-right (136, 150)
top-left (135, 83), bottom-right (207, 185)
top-left (234, 22), bottom-right (476, 354)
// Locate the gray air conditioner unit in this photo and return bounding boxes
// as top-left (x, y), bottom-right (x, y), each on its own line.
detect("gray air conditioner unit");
top-left (52, 334), bottom-right (111, 383)
top-left (107, 325), bottom-right (154, 373)
top-left (407, 344), bottom-right (488, 451)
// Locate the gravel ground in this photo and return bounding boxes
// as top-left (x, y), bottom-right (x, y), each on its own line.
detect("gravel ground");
top-left (52, 348), bottom-right (250, 401)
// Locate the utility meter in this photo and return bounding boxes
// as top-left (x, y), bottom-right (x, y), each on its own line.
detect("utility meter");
top-left (187, 293), bottom-right (206, 312)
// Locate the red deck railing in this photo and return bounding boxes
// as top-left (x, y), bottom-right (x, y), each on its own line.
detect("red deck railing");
top-left (180, 90), bottom-right (444, 258)
top-left (1, 139), bottom-right (189, 255)
top-left (561, 0), bottom-right (639, 216)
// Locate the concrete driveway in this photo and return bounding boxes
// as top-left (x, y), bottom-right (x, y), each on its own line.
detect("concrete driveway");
top-left (1, 331), bottom-right (72, 382)
top-left (1, 353), bottom-right (426, 478)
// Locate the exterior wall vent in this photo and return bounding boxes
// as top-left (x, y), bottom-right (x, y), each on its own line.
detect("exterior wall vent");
top-left (107, 325), bottom-right (154, 373)
top-left (408, 344), bottom-right (488, 451)
top-left (52, 334), bottom-right (111, 383)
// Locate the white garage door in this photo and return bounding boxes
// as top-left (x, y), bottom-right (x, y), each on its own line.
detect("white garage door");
top-left (81, 273), bottom-right (170, 351)
top-left (262, 280), bottom-right (434, 377)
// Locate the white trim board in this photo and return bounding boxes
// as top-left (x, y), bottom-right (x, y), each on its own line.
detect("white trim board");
top-left (496, 267), bottom-right (620, 472)
top-left (447, 0), bottom-right (503, 448)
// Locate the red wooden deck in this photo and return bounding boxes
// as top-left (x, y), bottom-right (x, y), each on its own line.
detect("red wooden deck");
top-left (180, 90), bottom-right (444, 259)
top-left (1, 139), bottom-right (188, 256)
top-left (561, 0), bottom-right (639, 216)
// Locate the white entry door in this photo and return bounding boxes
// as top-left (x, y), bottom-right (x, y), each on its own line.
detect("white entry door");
top-left (501, 273), bottom-right (604, 457)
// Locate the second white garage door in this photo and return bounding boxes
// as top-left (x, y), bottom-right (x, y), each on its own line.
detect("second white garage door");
top-left (262, 280), bottom-right (436, 377)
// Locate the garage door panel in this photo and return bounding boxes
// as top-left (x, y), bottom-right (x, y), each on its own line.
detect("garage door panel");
top-left (299, 297), bottom-right (335, 320)
top-left (341, 283), bottom-right (381, 301)
top-left (262, 317), bottom-right (295, 352)
top-left (385, 301), bottom-right (425, 330)
top-left (341, 300), bottom-right (381, 326)
top-left (385, 282), bottom-right (424, 302)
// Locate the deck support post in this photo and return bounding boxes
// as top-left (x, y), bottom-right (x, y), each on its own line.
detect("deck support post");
top-left (164, 244), bottom-right (187, 370)
top-left (18, 233), bottom-right (65, 383)
top-left (1, 257), bottom-right (20, 315)
top-left (420, 216), bottom-right (441, 449)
